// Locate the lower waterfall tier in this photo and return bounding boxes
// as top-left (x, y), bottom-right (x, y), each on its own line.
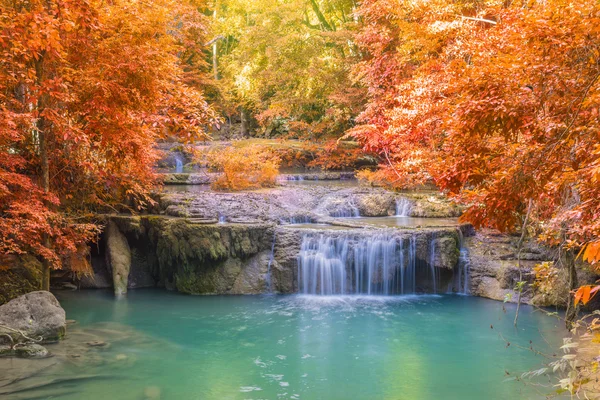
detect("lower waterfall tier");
top-left (298, 231), bottom-right (468, 295)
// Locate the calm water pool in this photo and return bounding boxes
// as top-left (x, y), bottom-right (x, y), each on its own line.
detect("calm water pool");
top-left (46, 290), bottom-right (564, 400)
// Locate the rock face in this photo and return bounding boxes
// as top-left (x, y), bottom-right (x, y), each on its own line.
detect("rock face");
top-left (98, 216), bottom-right (275, 295)
top-left (0, 291), bottom-right (66, 344)
top-left (430, 236), bottom-right (460, 270)
top-left (356, 193), bottom-right (395, 217)
top-left (158, 184), bottom-right (461, 222)
top-left (0, 255), bottom-right (42, 305)
top-left (105, 221), bottom-right (132, 296)
top-left (71, 181), bottom-right (468, 296)
top-left (464, 229), bottom-right (599, 306)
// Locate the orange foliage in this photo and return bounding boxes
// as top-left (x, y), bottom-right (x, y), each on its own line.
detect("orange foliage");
top-left (574, 285), bottom-right (600, 307)
top-left (351, 0), bottom-right (600, 260)
top-left (0, 0), bottom-right (217, 271)
top-left (209, 146), bottom-right (281, 191)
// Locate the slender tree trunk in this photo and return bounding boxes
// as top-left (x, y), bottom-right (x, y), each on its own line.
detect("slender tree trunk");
top-left (212, 6), bottom-right (219, 80)
top-left (240, 108), bottom-right (249, 137)
top-left (38, 120), bottom-right (51, 291)
top-left (514, 199), bottom-right (533, 326)
top-left (35, 56), bottom-right (51, 291)
top-left (565, 247), bottom-right (578, 329)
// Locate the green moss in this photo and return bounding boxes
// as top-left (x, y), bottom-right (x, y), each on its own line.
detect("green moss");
top-left (175, 271), bottom-right (216, 294)
top-left (0, 256), bottom-right (43, 305)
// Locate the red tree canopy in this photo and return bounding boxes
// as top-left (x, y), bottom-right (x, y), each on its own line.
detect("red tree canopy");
top-left (351, 0), bottom-right (600, 261)
top-left (0, 0), bottom-right (218, 271)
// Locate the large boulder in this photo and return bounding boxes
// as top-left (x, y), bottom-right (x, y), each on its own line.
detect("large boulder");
top-left (105, 220), bottom-right (132, 296)
top-left (0, 291), bottom-right (66, 344)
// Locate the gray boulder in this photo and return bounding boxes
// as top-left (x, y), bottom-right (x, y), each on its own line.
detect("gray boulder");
top-left (0, 291), bottom-right (66, 344)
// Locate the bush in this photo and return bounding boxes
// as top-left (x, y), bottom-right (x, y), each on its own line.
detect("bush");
top-left (208, 145), bottom-right (281, 191)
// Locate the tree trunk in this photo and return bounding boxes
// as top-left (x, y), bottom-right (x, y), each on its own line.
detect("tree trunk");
top-left (35, 56), bottom-right (51, 291)
top-left (240, 108), bottom-right (248, 137)
top-left (514, 199), bottom-right (532, 327)
top-left (212, 7), bottom-right (219, 80)
top-left (565, 248), bottom-right (578, 329)
top-left (39, 120), bottom-right (51, 291)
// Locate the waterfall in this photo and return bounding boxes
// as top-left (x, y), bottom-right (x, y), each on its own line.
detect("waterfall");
top-left (429, 232), bottom-right (437, 294)
top-left (395, 198), bottom-right (412, 217)
top-left (284, 175), bottom-right (304, 181)
top-left (298, 233), bottom-right (431, 295)
top-left (455, 229), bottom-right (470, 294)
top-left (330, 202), bottom-right (360, 218)
top-left (218, 212), bottom-right (226, 224)
top-left (283, 215), bottom-right (312, 224)
top-left (457, 248), bottom-right (470, 294)
top-left (298, 235), bottom-right (348, 295)
top-left (265, 231), bottom-right (276, 293)
top-left (175, 157), bottom-right (183, 173)
top-left (353, 234), bottom-right (403, 295)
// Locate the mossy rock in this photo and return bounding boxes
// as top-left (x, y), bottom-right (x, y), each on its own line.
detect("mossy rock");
top-left (0, 255), bottom-right (42, 305)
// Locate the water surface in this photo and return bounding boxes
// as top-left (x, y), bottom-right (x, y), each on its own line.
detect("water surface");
top-left (46, 290), bottom-right (564, 400)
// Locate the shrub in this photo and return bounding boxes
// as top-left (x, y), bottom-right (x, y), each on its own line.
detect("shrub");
top-left (208, 145), bottom-right (281, 191)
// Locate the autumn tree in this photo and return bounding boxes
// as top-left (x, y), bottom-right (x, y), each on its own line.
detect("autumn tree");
top-left (351, 0), bottom-right (599, 257)
top-left (211, 0), bottom-right (364, 139)
top-left (0, 0), bottom-right (217, 289)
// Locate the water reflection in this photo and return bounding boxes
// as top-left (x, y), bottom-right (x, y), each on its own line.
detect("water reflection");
top-left (10, 291), bottom-right (565, 400)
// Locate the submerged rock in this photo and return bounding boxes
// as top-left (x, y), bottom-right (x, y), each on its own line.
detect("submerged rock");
top-left (14, 344), bottom-right (49, 358)
top-left (144, 386), bottom-right (162, 400)
top-left (0, 291), bottom-right (66, 344)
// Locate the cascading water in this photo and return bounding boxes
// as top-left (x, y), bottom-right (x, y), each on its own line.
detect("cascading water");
top-left (429, 232), bottom-right (437, 293)
top-left (283, 215), bottom-right (312, 224)
top-left (395, 198), bottom-right (412, 217)
top-left (454, 229), bottom-right (470, 294)
top-left (298, 234), bottom-right (348, 295)
top-left (298, 233), bottom-right (430, 295)
top-left (265, 231), bottom-right (277, 293)
top-left (457, 248), bottom-right (470, 294)
top-left (175, 157), bottom-right (184, 173)
top-left (329, 202), bottom-right (360, 218)
top-left (284, 175), bottom-right (304, 181)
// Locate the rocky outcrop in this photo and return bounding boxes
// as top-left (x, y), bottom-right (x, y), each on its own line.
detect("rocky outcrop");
top-left (430, 235), bottom-right (460, 270)
top-left (157, 184), bottom-right (462, 222)
top-left (0, 255), bottom-right (42, 305)
top-left (105, 221), bottom-right (132, 296)
top-left (279, 172), bottom-right (356, 181)
top-left (407, 194), bottom-right (463, 218)
top-left (356, 193), bottom-right (395, 217)
top-left (163, 172), bottom-right (215, 185)
top-left (99, 216), bottom-right (275, 295)
top-left (0, 291), bottom-right (66, 344)
top-left (462, 229), bottom-right (600, 306)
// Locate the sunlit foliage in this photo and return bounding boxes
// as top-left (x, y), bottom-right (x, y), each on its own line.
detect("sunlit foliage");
top-left (208, 145), bottom-right (281, 190)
